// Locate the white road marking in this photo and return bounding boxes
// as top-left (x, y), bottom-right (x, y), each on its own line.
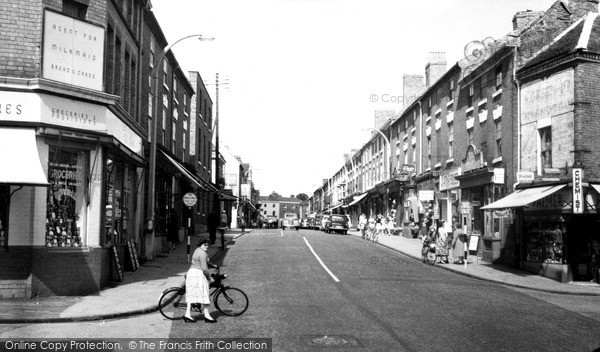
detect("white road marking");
top-left (281, 230), bottom-right (284, 236)
top-left (303, 237), bottom-right (340, 282)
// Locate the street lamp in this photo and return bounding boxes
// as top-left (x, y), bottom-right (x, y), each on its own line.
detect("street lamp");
top-left (146, 34), bottom-right (214, 259)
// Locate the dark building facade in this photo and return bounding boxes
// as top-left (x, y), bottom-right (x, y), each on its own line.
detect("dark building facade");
top-left (0, 0), bottom-right (215, 298)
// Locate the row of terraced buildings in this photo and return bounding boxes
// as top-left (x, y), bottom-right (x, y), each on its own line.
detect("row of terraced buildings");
top-left (309, 0), bottom-right (600, 283)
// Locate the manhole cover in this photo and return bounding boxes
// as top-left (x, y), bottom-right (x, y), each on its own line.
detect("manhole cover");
top-left (304, 335), bottom-right (361, 348)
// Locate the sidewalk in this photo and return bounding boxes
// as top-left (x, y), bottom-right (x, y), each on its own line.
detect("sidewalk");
top-left (0, 229), bottom-right (250, 324)
top-left (348, 230), bottom-right (600, 296)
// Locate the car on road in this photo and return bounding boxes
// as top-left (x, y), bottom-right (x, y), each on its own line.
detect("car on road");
top-left (281, 212), bottom-right (300, 230)
top-left (265, 215), bottom-right (279, 228)
top-left (324, 214), bottom-right (349, 235)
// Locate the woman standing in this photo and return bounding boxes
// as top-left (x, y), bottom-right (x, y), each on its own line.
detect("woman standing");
top-left (436, 220), bottom-right (450, 263)
top-left (451, 222), bottom-right (467, 264)
top-left (184, 239), bottom-right (218, 323)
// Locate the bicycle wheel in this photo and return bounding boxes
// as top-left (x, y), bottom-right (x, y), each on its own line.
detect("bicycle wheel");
top-left (214, 287), bottom-right (249, 316)
top-left (158, 287), bottom-right (188, 320)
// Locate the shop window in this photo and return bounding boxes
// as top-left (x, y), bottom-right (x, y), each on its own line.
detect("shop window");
top-left (525, 221), bottom-right (564, 264)
top-left (46, 146), bottom-right (88, 247)
top-left (540, 127), bottom-right (552, 169)
top-left (105, 156), bottom-right (136, 245)
top-left (0, 186), bottom-right (9, 249)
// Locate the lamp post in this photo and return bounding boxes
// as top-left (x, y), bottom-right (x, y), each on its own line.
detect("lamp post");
top-left (146, 34), bottom-right (214, 259)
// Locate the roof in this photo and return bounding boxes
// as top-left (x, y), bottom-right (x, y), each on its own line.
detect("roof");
top-left (522, 13), bottom-right (600, 69)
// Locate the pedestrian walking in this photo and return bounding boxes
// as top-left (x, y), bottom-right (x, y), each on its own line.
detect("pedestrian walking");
top-left (359, 213), bottom-right (367, 239)
top-left (451, 222), bottom-right (467, 264)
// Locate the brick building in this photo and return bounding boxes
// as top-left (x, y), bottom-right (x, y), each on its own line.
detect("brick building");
top-left (314, 0), bottom-right (600, 283)
top-left (0, 0), bottom-right (215, 298)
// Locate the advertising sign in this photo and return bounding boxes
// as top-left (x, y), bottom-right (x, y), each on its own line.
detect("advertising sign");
top-left (42, 10), bottom-right (105, 91)
top-left (573, 168), bottom-right (584, 214)
top-left (439, 168), bottom-right (461, 191)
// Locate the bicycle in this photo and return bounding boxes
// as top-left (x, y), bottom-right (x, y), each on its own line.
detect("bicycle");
top-left (158, 268), bottom-right (249, 320)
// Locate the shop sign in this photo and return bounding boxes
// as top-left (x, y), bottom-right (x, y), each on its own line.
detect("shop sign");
top-left (439, 168), bottom-right (461, 191)
top-left (418, 190), bottom-right (434, 201)
top-left (106, 110), bottom-right (143, 156)
top-left (460, 202), bottom-right (472, 214)
top-left (527, 189), bottom-right (571, 211)
top-left (573, 168), bottom-right (584, 214)
top-left (517, 171), bottom-right (534, 183)
top-left (543, 168), bottom-right (563, 181)
top-left (402, 165), bottom-right (416, 173)
top-left (493, 168), bottom-right (505, 184)
top-left (40, 93), bottom-right (106, 131)
top-left (42, 10), bottom-right (105, 91)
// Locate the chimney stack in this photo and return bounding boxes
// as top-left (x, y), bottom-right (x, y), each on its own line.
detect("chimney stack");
top-left (403, 74), bottom-right (424, 106)
top-left (512, 10), bottom-right (543, 31)
top-left (425, 52), bottom-right (446, 87)
top-left (374, 110), bottom-right (395, 130)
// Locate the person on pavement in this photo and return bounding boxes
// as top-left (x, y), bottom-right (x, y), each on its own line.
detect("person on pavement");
top-left (435, 220), bottom-right (450, 263)
top-left (207, 212), bottom-right (219, 245)
top-left (359, 213), bottom-right (367, 239)
top-left (451, 222), bottom-right (467, 264)
top-left (184, 239), bottom-right (218, 323)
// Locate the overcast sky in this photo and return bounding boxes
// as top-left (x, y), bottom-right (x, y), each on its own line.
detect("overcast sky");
top-left (151, 0), bottom-right (555, 198)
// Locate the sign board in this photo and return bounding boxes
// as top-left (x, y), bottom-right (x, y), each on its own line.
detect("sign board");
top-left (469, 235), bottom-right (480, 251)
top-left (42, 10), bottom-right (105, 91)
top-left (439, 168), bottom-right (461, 191)
top-left (419, 190), bottom-right (434, 201)
top-left (183, 192), bottom-right (198, 207)
top-left (517, 171), bottom-right (535, 183)
top-left (127, 239), bottom-right (140, 271)
top-left (573, 168), bottom-right (584, 214)
top-left (493, 168), bottom-right (505, 184)
top-left (111, 246), bottom-right (124, 282)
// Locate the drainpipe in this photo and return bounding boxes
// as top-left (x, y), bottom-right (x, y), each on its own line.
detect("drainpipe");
top-left (418, 100), bottom-right (423, 175)
top-left (514, 46), bottom-right (521, 191)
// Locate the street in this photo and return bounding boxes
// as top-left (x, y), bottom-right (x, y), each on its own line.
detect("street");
top-left (2, 228), bottom-right (600, 351)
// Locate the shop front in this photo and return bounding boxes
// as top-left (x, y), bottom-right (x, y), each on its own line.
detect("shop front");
top-left (0, 90), bottom-right (144, 298)
top-left (482, 181), bottom-right (600, 283)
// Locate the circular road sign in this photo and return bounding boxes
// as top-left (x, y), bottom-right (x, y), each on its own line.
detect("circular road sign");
top-left (183, 192), bottom-right (197, 207)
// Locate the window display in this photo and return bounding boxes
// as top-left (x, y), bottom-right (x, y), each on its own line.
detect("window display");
top-left (525, 220), bottom-right (564, 263)
top-left (46, 147), bottom-right (87, 247)
top-left (105, 156), bottom-right (136, 246)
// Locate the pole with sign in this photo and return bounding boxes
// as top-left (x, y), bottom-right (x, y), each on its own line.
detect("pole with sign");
top-left (183, 193), bottom-right (198, 262)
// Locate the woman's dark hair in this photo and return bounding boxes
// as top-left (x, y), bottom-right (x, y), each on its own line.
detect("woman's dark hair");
top-left (198, 239), bottom-right (211, 247)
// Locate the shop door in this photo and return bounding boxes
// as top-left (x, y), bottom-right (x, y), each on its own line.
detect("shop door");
top-left (568, 215), bottom-right (599, 281)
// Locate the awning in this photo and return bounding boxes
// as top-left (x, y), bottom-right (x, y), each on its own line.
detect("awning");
top-left (481, 184), bottom-right (566, 210)
top-left (592, 184), bottom-right (600, 194)
top-left (0, 128), bottom-right (48, 186)
top-left (159, 150), bottom-right (206, 190)
top-left (347, 193), bottom-right (368, 207)
top-left (330, 203), bottom-right (343, 211)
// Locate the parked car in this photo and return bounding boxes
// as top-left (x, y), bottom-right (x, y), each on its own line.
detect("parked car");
top-left (324, 214), bottom-right (349, 235)
top-left (281, 212), bottom-right (300, 230)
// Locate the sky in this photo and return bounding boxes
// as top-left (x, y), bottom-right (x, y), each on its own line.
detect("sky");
top-left (151, 0), bottom-right (556, 198)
